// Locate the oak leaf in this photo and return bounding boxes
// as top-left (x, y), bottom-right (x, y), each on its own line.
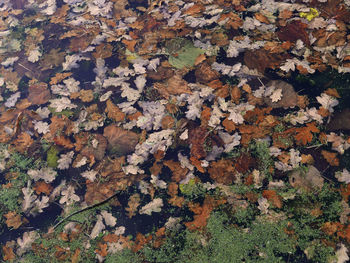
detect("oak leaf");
top-left (14, 132), bottom-right (34, 153)
top-left (208, 159), bottom-right (235, 185)
top-left (125, 193), bottom-right (140, 218)
top-left (33, 181), bottom-right (53, 195)
top-left (321, 150), bottom-right (339, 166)
top-left (5, 211), bottom-right (23, 229)
top-left (294, 122), bottom-right (319, 145)
top-left (2, 243), bottom-right (15, 261)
top-left (105, 99), bottom-right (125, 122)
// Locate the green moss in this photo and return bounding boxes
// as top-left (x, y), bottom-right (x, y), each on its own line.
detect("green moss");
top-left (105, 249), bottom-right (142, 263)
top-left (249, 140), bottom-right (274, 177)
top-left (47, 146), bottom-right (59, 168)
top-left (48, 106), bottom-right (74, 118)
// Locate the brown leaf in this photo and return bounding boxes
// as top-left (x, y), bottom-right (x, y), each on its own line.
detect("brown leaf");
top-left (294, 122), bottom-right (319, 146)
top-left (208, 159), bottom-right (235, 185)
top-left (321, 150), bottom-right (339, 166)
top-left (167, 182), bottom-right (184, 208)
top-left (125, 193), bottom-right (140, 218)
top-left (195, 62), bottom-right (220, 84)
top-left (164, 160), bottom-right (188, 182)
top-left (188, 126), bottom-right (208, 159)
top-left (13, 132), bottom-right (34, 153)
top-left (92, 43), bottom-right (113, 59)
top-left (33, 181), bottom-right (53, 195)
top-left (27, 83), bottom-right (51, 105)
top-left (244, 49), bottom-right (289, 74)
top-left (5, 211), bottom-right (23, 229)
top-left (231, 86), bottom-right (241, 104)
top-left (105, 99), bottom-right (125, 122)
top-left (2, 243), bottom-right (15, 261)
top-left (95, 243), bottom-right (108, 257)
top-left (103, 125), bottom-right (139, 156)
top-left (80, 134), bottom-right (107, 161)
top-left (277, 20), bottom-right (310, 46)
top-left (262, 190), bottom-right (283, 208)
top-left (163, 73), bottom-right (192, 98)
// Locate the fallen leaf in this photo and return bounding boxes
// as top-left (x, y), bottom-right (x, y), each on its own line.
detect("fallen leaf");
top-left (2, 243), bottom-right (15, 261)
top-left (105, 99), bottom-right (125, 122)
top-left (125, 193), bottom-right (140, 218)
top-left (5, 211), bottom-right (23, 229)
top-left (103, 125), bottom-right (139, 156)
top-left (294, 122), bottom-right (320, 145)
top-left (27, 83), bottom-right (51, 105)
top-left (321, 150), bottom-right (339, 166)
top-left (33, 181), bottom-right (53, 195)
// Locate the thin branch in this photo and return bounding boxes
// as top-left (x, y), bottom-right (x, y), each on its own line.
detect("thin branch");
top-left (53, 191), bottom-right (119, 230)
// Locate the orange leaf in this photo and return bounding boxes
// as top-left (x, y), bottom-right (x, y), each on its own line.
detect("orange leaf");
top-left (2, 244), bottom-right (15, 261)
top-left (164, 160), bottom-right (188, 182)
top-left (71, 248), bottom-right (81, 263)
top-left (33, 181), bottom-right (53, 195)
top-left (49, 72), bottom-right (72, 85)
top-left (231, 86), bottom-right (241, 104)
top-left (262, 190), bottom-right (283, 208)
top-left (132, 233), bottom-right (152, 252)
top-left (255, 13), bottom-right (270, 24)
top-left (294, 122), bottom-right (319, 145)
top-left (200, 105), bottom-right (211, 126)
top-left (95, 243), bottom-right (108, 257)
top-left (324, 88), bottom-right (340, 98)
top-left (14, 132), bottom-right (34, 153)
top-left (190, 156), bottom-right (205, 173)
top-left (321, 150), bottom-right (339, 166)
top-left (122, 39), bottom-right (137, 52)
top-left (222, 117), bottom-right (236, 133)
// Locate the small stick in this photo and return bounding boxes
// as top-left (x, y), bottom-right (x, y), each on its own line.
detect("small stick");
top-left (53, 191), bottom-right (119, 230)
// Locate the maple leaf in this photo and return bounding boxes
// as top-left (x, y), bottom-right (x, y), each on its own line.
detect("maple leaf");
top-left (294, 122), bottom-right (320, 145)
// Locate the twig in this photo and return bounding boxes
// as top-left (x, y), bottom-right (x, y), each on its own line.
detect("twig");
top-left (53, 191), bottom-right (119, 230)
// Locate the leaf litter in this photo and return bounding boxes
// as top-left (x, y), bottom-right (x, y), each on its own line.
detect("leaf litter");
top-left (0, 0), bottom-right (350, 262)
